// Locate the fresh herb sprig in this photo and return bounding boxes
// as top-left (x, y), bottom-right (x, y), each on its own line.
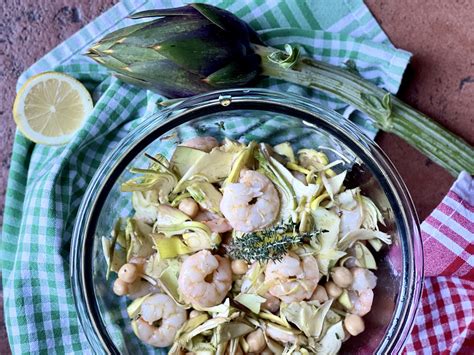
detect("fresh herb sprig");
top-left (226, 221), bottom-right (322, 263)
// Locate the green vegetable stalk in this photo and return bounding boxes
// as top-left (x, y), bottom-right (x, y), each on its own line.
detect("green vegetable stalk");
top-left (87, 3), bottom-right (474, 176)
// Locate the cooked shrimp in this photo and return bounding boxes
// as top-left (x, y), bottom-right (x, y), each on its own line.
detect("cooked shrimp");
top-left (134, 293), bottom-right (186, 347)
top-left (194, 209), bottom-right (233, 233)
top-left (264, 252), bottom-right (319, 303)
top-left (181, 136), bottom-right (219, 152)
top-left (348, 289), bottom-right (374, 316)
top-left (178, 250), bottom-right (232, 308)
top-left (220, 170), bottom-right (280, 232)
top-left (347, 267), bottom-right (377, 316)
top-left (350, 267), bottom-right (377, 291)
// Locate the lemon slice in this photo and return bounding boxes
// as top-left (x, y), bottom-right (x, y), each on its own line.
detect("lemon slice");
top-left (13, 72), bottom-right (93, 145)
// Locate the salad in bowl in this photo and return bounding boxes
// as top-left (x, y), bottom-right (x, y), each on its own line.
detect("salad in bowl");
top-left (103, 136), bottom-right (392, 354)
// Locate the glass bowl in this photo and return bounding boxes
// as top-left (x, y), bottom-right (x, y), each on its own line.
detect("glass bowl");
top-left (71, 88), bottom-right (423, 354)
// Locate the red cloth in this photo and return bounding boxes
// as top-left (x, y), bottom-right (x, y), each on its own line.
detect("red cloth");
top-left (403, 172), bottom-right (473, 353)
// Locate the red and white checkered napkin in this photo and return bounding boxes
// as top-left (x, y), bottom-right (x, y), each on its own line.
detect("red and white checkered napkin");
top-left (403, 171), bottom-right (474, 354)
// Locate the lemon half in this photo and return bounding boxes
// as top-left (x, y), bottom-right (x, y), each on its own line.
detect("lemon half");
top-left (13, 72), bottom-right (93, 145)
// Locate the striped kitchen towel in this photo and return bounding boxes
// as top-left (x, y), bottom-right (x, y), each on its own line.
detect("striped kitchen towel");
top-left (405, 171), bottom-right (474, 353)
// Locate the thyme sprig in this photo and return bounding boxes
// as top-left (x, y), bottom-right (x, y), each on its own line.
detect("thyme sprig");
top-left (226, 221), bottom-right (322, 263)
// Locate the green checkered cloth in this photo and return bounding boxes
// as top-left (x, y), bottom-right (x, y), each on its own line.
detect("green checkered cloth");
top-left (1, 0), bottom-right (411, 353)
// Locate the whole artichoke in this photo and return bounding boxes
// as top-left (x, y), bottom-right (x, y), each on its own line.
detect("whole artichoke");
top-left (86, 3), bottom-right (474, 176)
top-left (87, 3), bottom-right (262, 97)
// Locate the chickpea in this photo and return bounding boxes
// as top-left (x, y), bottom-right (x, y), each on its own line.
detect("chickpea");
top-left (310, 285), bottom-right (329, 303)
top-left (261, 347), bottom-right (273, 355)
top-left (189, 310), bottom-right (202, 319)
top-left (113, 278), bottom-right (129, 296)
top-left (331, 266), bottom-right (353, 288)
top-left (262, 295), bottom-right (280, 313)
top-left (325, 281), bottom-right (343, 298)
top-left (231, 259), bottom-right (248, 275)
top-left (118, 263), bottom-right (139, 284)
top-left (246, 329), bottom-right (266, 353)
top-left (344, 314), bottom-right (365, 336)
top-left (178, 198), bottom-right (199, 218)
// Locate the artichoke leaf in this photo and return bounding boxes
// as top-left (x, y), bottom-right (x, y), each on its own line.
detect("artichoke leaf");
top-left (314, 321), bottom-right (344, 355)
top-left (159, 262), bottom-right (188, 308)
top-left (255, 145), bottom-right (296, 222)
top-left (186, 181), bottom-right (223, 215)
top-left (122, 59), bottom-right (216, 98)
top-left (102, 43), bottom-right (164, 65)
top-left (193, 298), bottom-right (233, 318)
top-left (190, 3), bottom-right (262, 45)
top-left (274, 142), bottom-right (296, 163)
top-left (171, 146), bottom-right (207, 178)
top-left (224, 141), bottom-right (257, 185)
top-left (361, 196), bottom-right (386, 230)
top-left (337, 289), bottom-right (353, 311)
top-left (154, 213), bottom-right (220, 250)
top-left (102, 219), bottom-right (125, 279)
top-left (338, 229), bottom-right (392, 251)
top-left (176, 313), bottom-right (210, 339)
top-left (256, 145), bottom-right (319, 222)
top-left (258, 310), bottom-right (291, 328)
top-left (132, 190), bottom-right (160, 224)
top-left (316, 249), bottom-right (346, 276)
top-left (155, 204), bottom-right (190, 226)
top-left (212, 321), bottom-right (254, 346)
top-left (144, 253), bottom-right (174, 280)
top-left (352, 241), bottom-right (377, 269)
top-left (368, 238), bottom-right (383, 252)
top-left (321, 171), bottom-right (346, 200)
top-left (183, 230), bottom-right (221, 251)
top-left (174, 148), bottom-right (237, 192)
top-left (336, 188), bottom-right (360, 210)
top-left (269, 154), bottom-right (320, 204)
top-left (298, 149), bottom-right (329, 169)
top-left (265, 322), bottom-right (303, 345)
top-left (280, 299), bottom-right (333, 339)
top-left (125, 218), bottom-right (154, 261)
top-left (312, 208), bottom-right (340, 251)
top-left (95, 21), bottom-right (150, 43)
top-left (263, 330), bottom-right (285, 354)
top-left (179, 317), bottom-right (230, 345)
top-left (220, 138), bottom-right (246, 153)
top-left (102, 236), bottom-right (126, 278)
top-left (205, 54), bottom-right (261, 87)
top-left (154, 235), bottom-right (192, 259)
top-left (144, 257), bottom-right (185, 306)
top-left (234, 293), bottom-right (266, 314)
top-left (129, 7), bottom-right (197, 19)
top-left (121, 168), bottom-right (177, 203)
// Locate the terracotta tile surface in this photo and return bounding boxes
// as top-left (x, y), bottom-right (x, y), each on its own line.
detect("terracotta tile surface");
top-left (0, 0), bottom-right (472, 352)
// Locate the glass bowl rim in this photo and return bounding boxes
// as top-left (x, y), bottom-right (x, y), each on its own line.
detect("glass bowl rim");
top-left (71, 88), bottom-right (424, 354)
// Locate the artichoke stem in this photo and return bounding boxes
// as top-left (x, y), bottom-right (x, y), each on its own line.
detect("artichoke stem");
top-left (255, 44), bottom-right (474, 176)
